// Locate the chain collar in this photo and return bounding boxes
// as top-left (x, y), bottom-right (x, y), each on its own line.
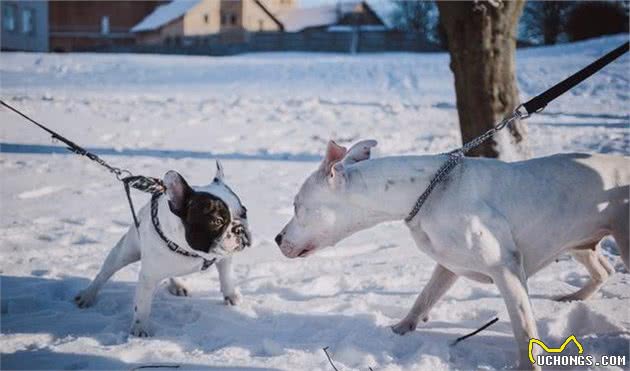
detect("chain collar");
top-left (150, 193), bottom-right (216, 271)
top-left (404, 108), bottom-right (525, 224)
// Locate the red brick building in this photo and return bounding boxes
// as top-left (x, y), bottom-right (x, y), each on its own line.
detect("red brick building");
top-left (48, 1), bottom-right (164, 52)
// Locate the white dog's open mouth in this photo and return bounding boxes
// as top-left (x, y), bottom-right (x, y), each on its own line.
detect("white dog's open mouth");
top-left (295, 244), bottom-right (317, 258)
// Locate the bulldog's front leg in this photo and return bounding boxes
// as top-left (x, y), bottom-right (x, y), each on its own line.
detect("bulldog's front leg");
top-left (216, 256), bottom-right (241, 305)
top-left (130, 270), bottom-right (160, 337)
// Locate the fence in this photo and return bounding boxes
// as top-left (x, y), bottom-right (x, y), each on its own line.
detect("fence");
top-left (89, 30), bottom-right (442, 56)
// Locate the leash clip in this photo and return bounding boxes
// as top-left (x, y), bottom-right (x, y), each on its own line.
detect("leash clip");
top-left (514, 104), bottom-right (530, 120)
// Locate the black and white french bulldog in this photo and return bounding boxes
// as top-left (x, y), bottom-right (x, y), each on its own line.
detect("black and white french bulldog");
top-left (75, 161), bottom-right (251, 337)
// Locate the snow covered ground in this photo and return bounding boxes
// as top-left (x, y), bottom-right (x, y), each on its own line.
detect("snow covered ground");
top-left (1, 35), bottom-right (628, 370)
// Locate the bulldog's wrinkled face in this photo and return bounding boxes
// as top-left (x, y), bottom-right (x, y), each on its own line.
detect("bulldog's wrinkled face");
top-left (164, 162), bottom-right (251, 256)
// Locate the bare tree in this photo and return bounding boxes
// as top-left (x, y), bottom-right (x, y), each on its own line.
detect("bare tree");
top-left (437, 1), bottom-right (529, 159)
top-left (390, 1), bottom-right (434, 36)
top-left (566, 1), bottom-right (629, 42)
top-left (521, 1), bottom-right (573, 45)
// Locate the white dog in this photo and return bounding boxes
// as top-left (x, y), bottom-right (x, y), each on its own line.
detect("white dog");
top-left (76, 162), bottom-right (251, 337)
top-left (275, 140), bottom-right (629, 369)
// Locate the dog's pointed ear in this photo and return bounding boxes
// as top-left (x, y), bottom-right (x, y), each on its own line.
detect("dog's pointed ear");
top-left (320, 140), bottom-right (347, 175)
top-left (341, 140), bottom-right (377, 167)
top-left (164, 170), bottom-right (192, 217)
top-left (214, 160), bottom-right (225, 181)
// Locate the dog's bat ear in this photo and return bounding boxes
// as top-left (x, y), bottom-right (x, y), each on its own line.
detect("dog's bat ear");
top-left (341, 140), bottom-right (377, 167)
top-left (215, 160), bottom-right (225, 181)
top-left (164, 170), bottom-right (193, 217)
top-left (320, 140), bottom-right (347, 174)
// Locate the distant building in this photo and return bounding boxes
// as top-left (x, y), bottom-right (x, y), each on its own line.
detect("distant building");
top-left (278, 1), bottom-right (388, 33)
top-left (132, 0), bottom-right (292, 45)
top-left (1, 1), bottom-right (49, 52)
top-left (48, 1), bottom-right (164, 52)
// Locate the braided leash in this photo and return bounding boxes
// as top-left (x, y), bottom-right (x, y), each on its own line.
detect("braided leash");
top-left (1, 100), bottom-right (220, 269)
top-left (150, 193), bottom-right (216, 270)
top-left (0, 99), bottom-right (166, 228)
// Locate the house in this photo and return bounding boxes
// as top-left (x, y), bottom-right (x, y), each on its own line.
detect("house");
top-left (1, 1), bottom-right (49, 52)
top-left (132, 0), bottom-right (293, 45)
top-left (48, 1), bottom-right (164, 52)
top-left (277, 1), bottom-right (389, 33)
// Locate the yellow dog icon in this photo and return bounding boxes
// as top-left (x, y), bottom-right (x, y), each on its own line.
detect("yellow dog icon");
top-left (529, 335), bottom-right (584, 364)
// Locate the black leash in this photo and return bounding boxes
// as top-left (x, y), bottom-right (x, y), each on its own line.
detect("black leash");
top-left (522, 41), bottom-right (629, 116)
top-left (406, 41), bottom-right (629, 223)
top-left (0, 99), bottom-right (130, 178)
top-left (0, 99), bottom-right (165, 229)
top-left (1, 99), bottom-right (218, 269)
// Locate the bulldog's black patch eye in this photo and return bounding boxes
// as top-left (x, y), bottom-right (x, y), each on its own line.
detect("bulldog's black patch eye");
top-left (240, 206), bottom-right (247, 219)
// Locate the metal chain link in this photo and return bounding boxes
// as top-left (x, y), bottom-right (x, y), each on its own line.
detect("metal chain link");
top-left (151, 193), bottom-right (216, 270)
top-left (404, 106), bottom-right (528, 223)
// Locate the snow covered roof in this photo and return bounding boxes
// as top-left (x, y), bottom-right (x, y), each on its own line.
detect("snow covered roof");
top-left (131, 0), bottom-right (200, 33)
top-left (277, 5), bottom-right (339, 33)
top-left (327, 24), bottom-right (389, 32)
top-left (277, 1), bottom-right (390, 33)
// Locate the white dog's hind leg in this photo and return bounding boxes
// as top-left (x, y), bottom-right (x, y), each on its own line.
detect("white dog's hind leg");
top-left (612, 219), bottom-right (629, 270)
top-left (75, 231), bottom-right (140, 308)
top-left (392, 264), bottom-right (458, 335)
top-left (556, 248), bottom-right (612, 302)
top-left (167, 277), bottom-right (189, 297)
top-left (216, 256), bottom-right (241, 305)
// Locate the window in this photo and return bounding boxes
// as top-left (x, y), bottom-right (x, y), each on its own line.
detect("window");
top-left (203, 13), bottom-right (209, 24)
top-left (220, 13), bottom-right (226, 25)
top-left (101, 15), bottom-right (109, 35)
top-left (230, 14), bottom-right (237, 25)
top-left (3, 4), bottom-right (16, 32)
top-left (21, 8), bottom-right (34, 34)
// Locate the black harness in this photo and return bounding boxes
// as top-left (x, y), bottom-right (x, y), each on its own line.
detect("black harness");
top-left (150, 193), bottom-right (216, 271)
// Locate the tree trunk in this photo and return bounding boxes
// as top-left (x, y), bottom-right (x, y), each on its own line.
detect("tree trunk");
top-left (436, 0), bottom-right (529, 159)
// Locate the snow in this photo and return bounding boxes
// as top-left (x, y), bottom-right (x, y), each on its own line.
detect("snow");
top-left (277, 5), bottom-right (340, 32)
top-left (131, 0), bottom-right (199, 33)
top-left (278, 2), bottom-right (390, 32)
top-left (327, 25), bottom-right (389, 32)
top-left (1, 35), bottom-right (629, 370)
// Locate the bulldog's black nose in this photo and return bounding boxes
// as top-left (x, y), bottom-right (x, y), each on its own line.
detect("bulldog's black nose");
top-left (274, 234), bottom-right (283, 246)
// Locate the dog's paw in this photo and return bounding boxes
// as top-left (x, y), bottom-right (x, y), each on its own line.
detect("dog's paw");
top-left (130, 320), bottom-right (152, 338)
top-left (74, 289), bottom-right (96, 308)
top-left (167, 279), bottom-right (189, 297)
top-left (391, 317), bottom-right (418, 335)
top-left (223, 291), bottom-right (242, 306)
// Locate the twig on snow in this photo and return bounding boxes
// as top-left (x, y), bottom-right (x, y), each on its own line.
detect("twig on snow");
top-left (451, 317), bottom-right (499, 346)
top-left (130, 364), bottom-right (181, 371)
top-left (323, 346), bottom-right (340, 371)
